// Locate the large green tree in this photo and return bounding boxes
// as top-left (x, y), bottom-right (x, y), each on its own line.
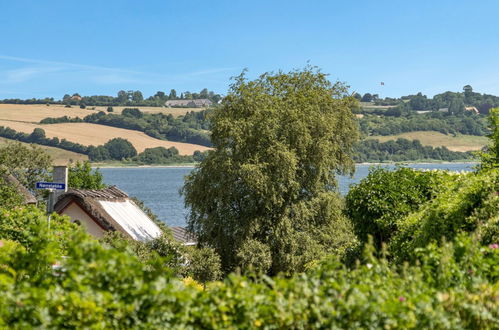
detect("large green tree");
top-left (182, 68), bottom-right (359, 275)
top-left (0, 142), bottom-right (52, 190)
top-left (68, 161), bottom-right (106, 189)
top-left (103, 138), bottom-right (137, 160)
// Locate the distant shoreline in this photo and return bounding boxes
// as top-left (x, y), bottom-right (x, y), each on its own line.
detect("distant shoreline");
top-left (93, 161), bottom-right (478, 169)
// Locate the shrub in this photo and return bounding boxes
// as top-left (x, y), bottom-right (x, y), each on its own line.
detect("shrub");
top-left (0, 206), bottom-right (497, 327)
top-left (185, 247), bottom-right (222, 286)
top-left (345, 167), bottom-right (447, 247)
top-left (390, 168), bottom-right (499, 261)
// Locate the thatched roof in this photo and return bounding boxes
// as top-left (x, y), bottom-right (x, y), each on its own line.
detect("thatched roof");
top-left (2, 174), bottom-right (37, 204)
top-left (54, 186), bottom-right (162, 241)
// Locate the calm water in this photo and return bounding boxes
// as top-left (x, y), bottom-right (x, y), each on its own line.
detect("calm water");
top-left (100, 163), bottom-right (475, 227)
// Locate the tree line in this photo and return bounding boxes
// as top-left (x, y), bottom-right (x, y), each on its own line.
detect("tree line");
top-left (41, 108), bottom-right (212, 147)
top-left (355, 85), bottom-right (499, 114)
top-left (0, 126), bottom-right (206, 164)
top-left (353, 138), bottom-right (474, 163)
top-left (0, 88), bottom-right (221, 107)
top-left (358, 111), bottom-right (488, 136)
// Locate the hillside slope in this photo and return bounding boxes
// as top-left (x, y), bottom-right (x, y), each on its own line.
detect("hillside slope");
top-left (0, 137), bottom-right (88, 165)
top-left (367, 131), bottom-right (487, 152)
top-left (0, 121), bottom-right (210, 155)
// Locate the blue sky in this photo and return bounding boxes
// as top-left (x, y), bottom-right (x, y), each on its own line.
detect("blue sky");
top-left (1, 0), bottom-right (498, 99)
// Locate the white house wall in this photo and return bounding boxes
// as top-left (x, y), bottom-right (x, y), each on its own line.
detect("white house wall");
top-left (63, 203), bottom-right (106, 238)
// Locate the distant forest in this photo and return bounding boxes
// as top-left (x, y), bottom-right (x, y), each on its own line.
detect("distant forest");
top-left (0, 88), bottom-right (222, 107)
top-left (354, 85), bottom-right (499, 115)
top-left (1, 84), bottom-right (498, 113)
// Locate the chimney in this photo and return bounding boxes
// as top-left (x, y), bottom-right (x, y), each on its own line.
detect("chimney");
top-left (48, 166), bottom-right (68, 213)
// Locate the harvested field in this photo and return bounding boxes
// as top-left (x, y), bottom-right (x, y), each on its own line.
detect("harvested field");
top-left (0, 137), bottom-right (88, 165)
top-left (0, 120), bottom-right (210, 155)
top-left (0, 104), bottom-right (205, 123)
top-left (0, 104), bottom-right (96, 123)
top-left (367, 131), bottom-right (488, 152)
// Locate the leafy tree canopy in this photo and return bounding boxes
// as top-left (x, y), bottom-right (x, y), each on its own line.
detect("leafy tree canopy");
top-left (0, 142), bottom-right (52, 190)
top-left (182, 67), bottom-right (359, 275)
top-left (103, 138), bottom-right (137, 160)
top-left (68, 161), bottom-right (106, 189)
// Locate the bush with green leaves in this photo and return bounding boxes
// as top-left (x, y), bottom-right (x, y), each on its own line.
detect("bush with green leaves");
top-left (345, 167), bottom-right (448, 247)
top-left (390, 168), bottom-right (499, 261)
top-left (0, 204), bottom-right (497, 327)
top-left (184, 246), bottom-right (222, 286)
top-left (480, 107), bottom-right (499, 169)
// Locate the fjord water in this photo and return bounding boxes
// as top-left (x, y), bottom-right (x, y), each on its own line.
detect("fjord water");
top-left (100, 163), bottom-right (475, 227)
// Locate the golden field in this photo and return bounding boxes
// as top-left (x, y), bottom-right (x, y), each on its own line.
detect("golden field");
top-left (0, 104), bottom-right (205, 123)
top-left (0, 137), bottom-right (88, 165)
top-left (367, 131), bottom-right (488, 152)
top-left (0, 120), bottom-right (210, 155)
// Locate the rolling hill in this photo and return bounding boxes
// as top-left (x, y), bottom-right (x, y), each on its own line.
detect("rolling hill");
top-left (0, 137), bottom-right (88, 165)
top-left (0, 120), bottom-right (210, 155)
top-left (367, 131), bottom-right (488, 152)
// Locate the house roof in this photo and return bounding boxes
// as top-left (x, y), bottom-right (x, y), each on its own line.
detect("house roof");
top-left (165, 99), bottom-right (212, 107)
top-left (2, 174), bottom-right (37, 204)
top-left (54, 186), bottom-right (162, 241)
top-left (465, 106), bottom-right (479, 113)
top-left (170, 226), bottom-right (197, 245)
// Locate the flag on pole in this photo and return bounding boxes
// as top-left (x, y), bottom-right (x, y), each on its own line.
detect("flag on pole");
top-left (380, 82), bottom-right (385, 86)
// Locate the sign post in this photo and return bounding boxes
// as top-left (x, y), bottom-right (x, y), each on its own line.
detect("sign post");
top-left (36, 182), bottom-right (66, 214)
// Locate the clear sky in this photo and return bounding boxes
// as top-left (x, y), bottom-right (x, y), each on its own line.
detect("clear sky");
top-left (1, 0), bottom-right (498, 99)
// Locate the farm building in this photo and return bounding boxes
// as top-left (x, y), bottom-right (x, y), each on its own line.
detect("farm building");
top-left (54, 186), bottom-right (162, 242)
top-left (165, 99), bottom-right (212, 108)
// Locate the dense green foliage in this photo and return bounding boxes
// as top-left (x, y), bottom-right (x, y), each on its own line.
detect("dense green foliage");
top-left (345, 167), bottom-right (447, 247)
top-left (103, 138), bottom-right (137, 160)
top-left (480, 107), bottom-right (499, 169)
top-left (0, 142), bottom-right (52, 192)
top-left (354, 138), bottom-right (474, 162)
top-left (183, 68), bottom-right (359, 275)
top-left (358, 112), bottom-right (488, 136)
top-left (0, 206), bottom-right (497, 328)
top-left (68, 161), bottom-right (106, 189)
top-left (391, 169), bottom-right (499, 262)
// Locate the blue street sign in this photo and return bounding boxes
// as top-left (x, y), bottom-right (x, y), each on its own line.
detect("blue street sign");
top-left (36, 182), bottom-right (66, 190)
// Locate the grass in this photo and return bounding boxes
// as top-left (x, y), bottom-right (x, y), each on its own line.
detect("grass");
top-left (0, 120), bottom-right (210, 155)
top-left (366, 131), bottom-right (488, 152)
top-left (0, 137), bottom-right (88, 165)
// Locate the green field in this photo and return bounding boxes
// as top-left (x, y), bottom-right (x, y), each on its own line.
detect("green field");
top-left (0, 137), bottom-right (88, 165)
top-left (367, 131), bottom-right (488, 152)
